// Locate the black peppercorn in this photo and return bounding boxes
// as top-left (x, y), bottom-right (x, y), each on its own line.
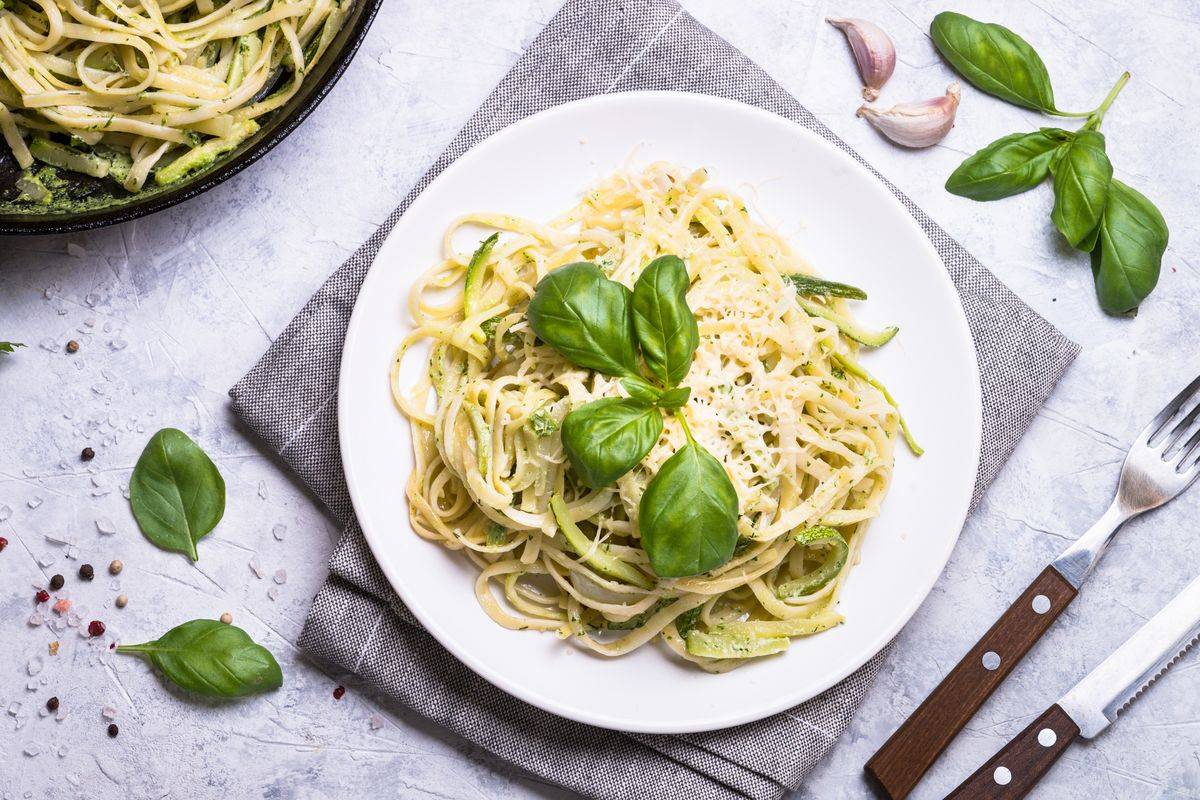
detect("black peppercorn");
top-left (65, 340), bottom-right (79, 354)
top-left (46, 696), bottom-right (59, 712)
top-left (107, 723), bottom-right (118, 737)
top-left (78, 563), bottom-right (94, 581)
top-left (49, 574), bottom-right (64, 591)
top-left (81, 447), bottom-right (95, 461)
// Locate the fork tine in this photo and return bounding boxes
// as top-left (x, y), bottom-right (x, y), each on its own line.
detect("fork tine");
top-left (1143, 373), bottom-right (1200, 447)
top-left (1164, 401), bottom-right (1200, 454)
top-left (1177, 426), bottom-right (1200, 474)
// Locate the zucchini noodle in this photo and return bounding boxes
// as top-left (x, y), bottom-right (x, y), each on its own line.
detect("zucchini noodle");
top-left (392, 163), bottom-right (901, 671)
top-left (0, 0), bottom-right (350, 194)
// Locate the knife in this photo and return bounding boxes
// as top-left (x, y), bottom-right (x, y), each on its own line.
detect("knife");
top-left (945, 571), bottom-right (1200, 799)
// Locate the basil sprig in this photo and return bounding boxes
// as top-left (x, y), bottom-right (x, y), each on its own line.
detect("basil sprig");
top-left (129, 428), bottom-right (226, 561)
top-left (117, 619), bottom-right (282, 698)
top-left (934, 11), bottom-right (1166, 315)
top-left (0, 342), bottom-right (24, 354)
top-left (529, 257), bottom-right (740, 578)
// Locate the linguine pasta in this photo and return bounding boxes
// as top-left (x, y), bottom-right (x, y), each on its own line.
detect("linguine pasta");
top-left (392, 163), bottom-right (904, 671)
top-left (0, 0), bottom-right (350, 194)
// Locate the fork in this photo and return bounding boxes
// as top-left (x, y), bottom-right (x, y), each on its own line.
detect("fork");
top-left (865, 373), bottom-right (1200, 800)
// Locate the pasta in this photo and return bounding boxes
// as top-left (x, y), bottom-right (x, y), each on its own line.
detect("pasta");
top-left (392, 163), bottom-right (908, 670)
top-left (0, 0), bottom-right (350, 194)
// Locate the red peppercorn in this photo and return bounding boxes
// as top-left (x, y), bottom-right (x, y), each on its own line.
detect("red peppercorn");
top-left (87, 620), bottom-right (105, 637)
top-left (332, 685), bottom-right (346, 700)
top-left (35, 589), bottom-right (50, 603)
top-left (0, 536), bottom-right (7, 551)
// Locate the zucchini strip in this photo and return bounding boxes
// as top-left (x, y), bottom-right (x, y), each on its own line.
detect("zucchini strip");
top-left (785, 273), bottom-right (868, 300)
top-left (686, 630), bottom-right (789, 659)
top-left (776, 526), bottom-right (848, 598)
top-left (833, 352), bottom-right (924, 456)
top-left (549, 494), bottom-right (653, 590)
top-left (796, 295), bottom-right (898, 347)
top-left (463, 233), bottom-right (499, 343)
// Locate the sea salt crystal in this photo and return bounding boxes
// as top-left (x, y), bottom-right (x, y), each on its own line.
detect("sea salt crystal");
top-left (44, 533), bottom-right (72, 546)
top-left (65, 613), bottom-right (80, 628)
top-left (248, 556), bottom-right (264, 579)
top-left (7, 702), bottom-right (21, 716)
top-left (369, 714), bottom-right (383, 730)
top-left (23, 744), bottom-right (40, 757)
top-left (27, 614), bottom-right (43, 627)
top-left (109, 339), bottom-right (128, 351)
top-left (55, 705), bottom-right (68, 721)
top-left (39, 338), bottom-right (58, 352)
top-left (266, 587), bottom-right (279, 601)
top-left (27, 496), bottom-right (42, 509)
top-left (101, 706), bottom-right (117, 720)
top-left (84, 293), bottom-right (100, 307)
top-left (57, 745), bottom-right (69, 758)
top-left (37, 554), bottom-right (56, 568)
top-left (95, 518), bottom-right (116, 535)
top-left (65, 545), bottom-right (80, 560)
top-left (272, 524), bottom-right (287, 541)
top-left (26, 656), bottom-right (43, 676)
top-left (25, 680), bottom-right (37, 691)
top-left (272, 569), bottom-right (287, 585)
top-left (257, 481), bottom-right (269, 500)
top-left (38, 706), bottom-right (50, 718)
top-left (0, 504), bottom-right (10, 521)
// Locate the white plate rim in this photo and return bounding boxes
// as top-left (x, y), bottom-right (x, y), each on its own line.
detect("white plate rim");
top-left (337, 90), bottom-right (984, 733)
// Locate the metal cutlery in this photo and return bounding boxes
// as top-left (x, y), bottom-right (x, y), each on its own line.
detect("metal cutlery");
top-left (865, 373), bottom-right (1200, 799)
top-left (946, 570), bottom-right (1200, 798)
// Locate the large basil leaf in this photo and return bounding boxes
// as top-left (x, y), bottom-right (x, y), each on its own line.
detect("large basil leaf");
top-left (527, 262), bottom-right (640, 377)
top-left (639, 441), bottom-right (738, 577)
top-left (1050, 130), bottom-right (1112, 250)
top-left (1091, 180), bottom-right (1169, 315)
top-left (116, 619), bottom-right (283, 698)
top-left (561, 398), bottom-right (664, 488)
top-left (945, 129), bottom-right (1071, 200)
top-left (129, 428), bottom-right (225, 561)
top-left (632, 255), bottom-right (699, 387)
top-left (930, 12), bottom-right (1056, 112)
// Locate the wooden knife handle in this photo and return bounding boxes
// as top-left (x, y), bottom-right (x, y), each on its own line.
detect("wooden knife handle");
top-left (864, 566), bottom-right (1078, 799)
top-left (944, 704), bottom-right (1079, 799)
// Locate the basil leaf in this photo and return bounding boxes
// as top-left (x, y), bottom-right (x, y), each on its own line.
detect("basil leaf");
top-left (639, 441), bottom-right (738, 577)
top-left (0, 342), bottom-right (24, 354)
top-left (1091, 180), bottom-right (1169, 315)
top-left (621, 376), bottom-right (662, 403)
top-left (655, 386), bottom-right (691, 409)
top-left (129, 428), bottom-right (225, 561)
top-left (527, 262), bottom-right (640, 377)
top-left (1050, 130), bottom-right (1113, 250)
top-left (945, 129), bottom-right (1071, 200)
top-left (632, 255), bottom-right (700, 388)
top-left (116, 619), bottom-right (282, 698)
top-left (930, 12), bottom-right (1057, 112)
top-left (561, 398), bottom-right (664, 488)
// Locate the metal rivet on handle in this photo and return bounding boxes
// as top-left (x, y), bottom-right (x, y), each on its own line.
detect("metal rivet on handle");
top-left (982, 651), bottom-right (1001, 670)
top-left (1032, 594), bottom-right (1051, 614)
top-left (1038, 728), bottom-right (1057, 747)
top-left (994, 767), bottom-right (1012, 786)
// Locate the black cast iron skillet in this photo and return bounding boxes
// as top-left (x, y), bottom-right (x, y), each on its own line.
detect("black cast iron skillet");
top-left (0, 0), bottom-right (384, 236)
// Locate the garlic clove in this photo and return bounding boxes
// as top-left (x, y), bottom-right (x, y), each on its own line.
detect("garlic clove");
top-left (857, 84), bottom-right (961, 148)
top-left (827, 17), bottom-right (896, 101)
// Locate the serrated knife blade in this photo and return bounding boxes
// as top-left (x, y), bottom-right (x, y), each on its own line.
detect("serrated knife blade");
top-left (1059, 572), bottom-right (1200, 738)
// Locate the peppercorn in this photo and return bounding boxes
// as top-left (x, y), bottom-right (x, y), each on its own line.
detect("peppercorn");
top-left (87, 620), bottom-right (105, 637)
top-left (49, 574), bottom-right (65, 591)
top-left (107, 723), bottom-right (118, 738)
top-left (115, 594), bottom-right (128, 609)
top-left (35, 589), bottom-right (50, 603)
top-left (0, 536), bottom-right (7, 552)
top-left (46, 697), bottom-right (59, 712)
top-left (78, 563), bottom-right (94, 581)
top-left (219, 612), bottom-right (232, 625)
top-left (81, 447), bottom-right (95, 461)
top-left (332, 685), bottom-right (346, 700)
top-left (108, 559), bottom-right (122, 575)
top-left (65, 340), bottom-right (79, 354)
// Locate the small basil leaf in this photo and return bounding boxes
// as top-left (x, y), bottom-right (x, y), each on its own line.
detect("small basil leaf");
top-left (632, 255), bottom-right (700, 388)
top-left (129, 428), bottom-right (225, 561)
top-left (621, 376), bottom-right (662, 403)
top-left (639, 441), bottom-right (738, 577)
top-left (1051, 130), bottom-right (1113, 250)
top-left (1091, 180), bottom-right (1169, 315)
top-left (561, 398), bottom-right (664, 488)
top-left (0, 342), bottom-right (24, 354)
top-left (945, 129), bottom-right (1071, 201)
top-left (116, 619), bottom-right (282, 698)
top-left (930, 12), bottom-right (1057, 112)
top-left (527, 262), bottom-right (640, 377)
top-left (655, 386), bottom-right (691, 409)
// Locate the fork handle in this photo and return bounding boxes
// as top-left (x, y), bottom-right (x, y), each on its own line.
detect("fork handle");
top-left (864, 566), bottom-right (1078, 799)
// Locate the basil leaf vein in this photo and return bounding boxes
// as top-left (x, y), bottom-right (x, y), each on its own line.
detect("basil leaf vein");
top-left (129, 428), bottom-right (225, 561)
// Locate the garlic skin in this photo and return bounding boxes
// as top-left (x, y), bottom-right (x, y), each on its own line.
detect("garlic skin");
top-left (857, 84), bottom-right (961, 148)
top-left (827, 17), bottom-right (896, 101)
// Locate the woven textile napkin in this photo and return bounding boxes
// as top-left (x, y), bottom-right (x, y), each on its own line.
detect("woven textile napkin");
top-left (229, 1), bottom-right (1079, 797)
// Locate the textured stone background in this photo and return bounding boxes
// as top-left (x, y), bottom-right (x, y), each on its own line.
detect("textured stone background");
top-left (2, 1), bottom-right (1198, 798)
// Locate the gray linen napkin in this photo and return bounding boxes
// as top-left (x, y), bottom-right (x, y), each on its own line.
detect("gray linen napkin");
top-left (229, 1), bottom-right (1080, 798)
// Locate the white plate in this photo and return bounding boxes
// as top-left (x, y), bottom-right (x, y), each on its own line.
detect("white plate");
top-left (339, 92), bottom-right (982, 734)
